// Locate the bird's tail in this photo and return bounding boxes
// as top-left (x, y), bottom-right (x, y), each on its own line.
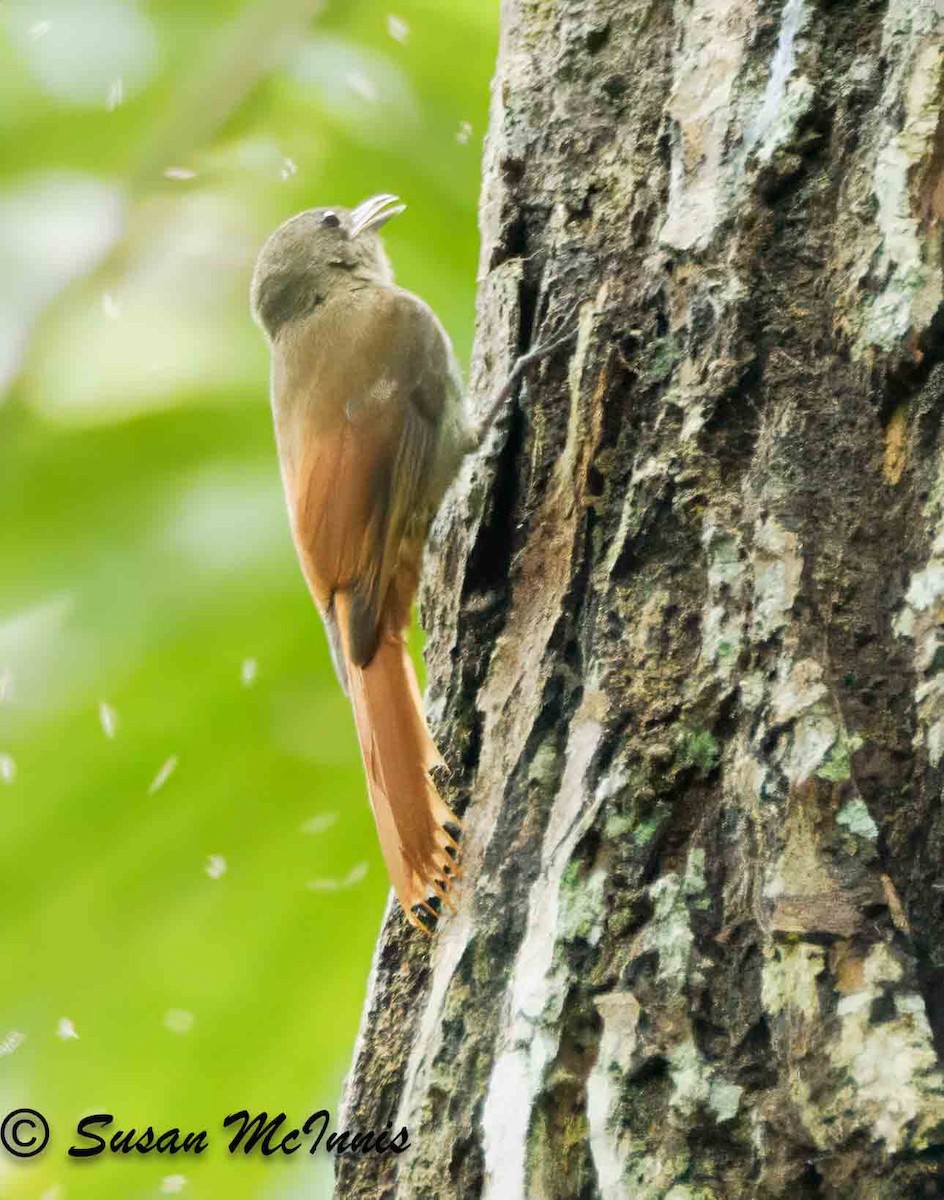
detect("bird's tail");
top-left (335, 592), bottom-right (460, 929)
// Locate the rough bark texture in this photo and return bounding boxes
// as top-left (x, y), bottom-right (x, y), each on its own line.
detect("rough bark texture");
top-left (338, 1), bottom-right (944, 1197)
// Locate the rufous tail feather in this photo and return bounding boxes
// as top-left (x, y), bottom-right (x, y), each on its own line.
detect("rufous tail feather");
top-left (335, 593), bottom-right (460, 929)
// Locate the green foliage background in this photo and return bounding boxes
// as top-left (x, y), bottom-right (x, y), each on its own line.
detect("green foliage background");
top-left (0, 2), bottom-right (495, 1196)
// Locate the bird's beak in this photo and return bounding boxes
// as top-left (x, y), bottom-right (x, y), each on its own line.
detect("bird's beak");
top-left (349, 193), bottom-right (406, 238)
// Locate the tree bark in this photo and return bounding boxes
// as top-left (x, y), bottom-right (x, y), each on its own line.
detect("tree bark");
top-left (337, 1), bottom-right (944, 1197)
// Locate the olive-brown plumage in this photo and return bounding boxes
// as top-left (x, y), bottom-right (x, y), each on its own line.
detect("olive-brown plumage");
top-left (251, 196), bottom-right (473, 928)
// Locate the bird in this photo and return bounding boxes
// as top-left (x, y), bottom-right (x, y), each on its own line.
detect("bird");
top-left (251, 194), bottom-right (574, 931)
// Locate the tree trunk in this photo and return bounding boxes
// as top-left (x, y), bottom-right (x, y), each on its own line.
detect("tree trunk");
top-left (337, 1), bottom-right (944, 1196)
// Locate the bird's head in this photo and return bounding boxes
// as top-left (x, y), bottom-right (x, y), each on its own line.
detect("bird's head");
top-left (250, 193), bottom-right (405, 339)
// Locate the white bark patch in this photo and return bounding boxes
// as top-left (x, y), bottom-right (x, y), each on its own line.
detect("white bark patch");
top-left (587, 992), bottom-right (641, 1199)
top-left (670, 1039), bottom-right (712, 1114)
top-left (866, 4), bottom-right (944, 349)
top-left (768, 655), bottom-right (867, 789)
top-left (668, 1039), bottom-right (744, 1124)
top-left (642, 851), bottom-right (707, 985)
top-left (770, 657), bottom-right (827, 725)
top-left (828, 944), bottom-right (944, 1152)
top-left (744, 0), bottom-right (813, 162)
top-left (481, 711), bottom-right (605, 1200)
top-left (709, 1077), bottom-right (745, 1122)
top-left (837, 798), bottom-right (879, 840)
top-left (739, 671), bottom-right (766, 711)
top-left (751, 516), bottom-right (803, 639)
top-left (662, 0), bottom-right (819, 251)
top-left (894, 464), bottom-right (944, 763)
top-left (780, 704), bottom-right (838, 784)
top-left (661, 0), bottom-right (755, 251)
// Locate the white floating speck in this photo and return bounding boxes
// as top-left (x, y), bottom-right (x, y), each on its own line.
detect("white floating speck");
top-left (344, 70), bottom-right (377, 102)
top-left (0, 1030), bottom-right (25, 1057)
top-left (149, 755), bottom-right (178, 795)
top-left (300, 812), bottom-right (338, 835)
top-left (0, 754), bottom-right (16, 784)
top-left (28, 19), bottom-right (51, 39)
top-left (306, 861), bottom-right (367, 891)
top-left (99, 701), bottom-right (118, 738)
top-left (344, 861), bottom-right (368, 886)
top-left (40, 1186), bottom-right (63, 1200)
top-left (386, 14), bottom-right (409, 43)
top-left (101, 291), bottom-right (120, 320)
top-left (163, 1009), bottom-right (194, 1035)
top-left (456, 120), bottom-right (473, 145)
top-left (306, 878), bottom-right (339, 892)
top-left (107, 76), bottom-right (123, 111)
top-left (280, 157), bottom-right (297, 182)
top-left (240, 657), bottom-right (257, 687)
top-left (57, 1017), bottom-right (79, 1040)
top-left (163, 166), bottom-right (196, 181)
top-left (205, 854), bottom-right (226, 881)
top-left (0, 667), bottom-right (12, 703)
top-left (161, 1175), bottom-right (187, 1194)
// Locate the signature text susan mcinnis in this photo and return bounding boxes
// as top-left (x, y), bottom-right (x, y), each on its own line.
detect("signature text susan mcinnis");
top-left (0, 1108), bottom-right (409, 1161)
top-left (70, 1110), bottom-right (409, 1158)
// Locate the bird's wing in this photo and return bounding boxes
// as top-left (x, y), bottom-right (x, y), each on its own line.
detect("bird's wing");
top-left (276, 288), bottom-right (452, 663)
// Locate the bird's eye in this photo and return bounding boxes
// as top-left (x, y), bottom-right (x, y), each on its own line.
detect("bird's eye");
top-left (320, 211), bottom-right (341, 228)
